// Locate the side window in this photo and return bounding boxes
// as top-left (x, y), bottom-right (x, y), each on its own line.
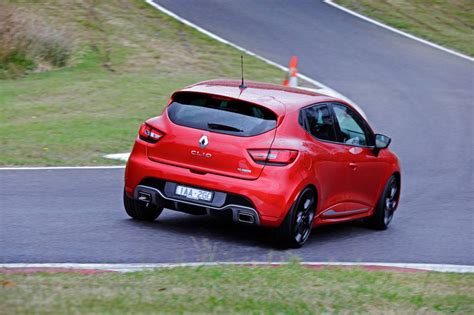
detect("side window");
top-left (332, 103), bottom-right (370, 146)
top-left (300, 104), bottom-right (337, 142)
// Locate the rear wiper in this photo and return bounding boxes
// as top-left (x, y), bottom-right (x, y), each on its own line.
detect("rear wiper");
top-left (207, 123), bottom-right (243, 132)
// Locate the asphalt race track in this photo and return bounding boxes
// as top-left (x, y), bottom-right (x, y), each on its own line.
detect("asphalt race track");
top-left (1, 1), bottom-right (473, 264)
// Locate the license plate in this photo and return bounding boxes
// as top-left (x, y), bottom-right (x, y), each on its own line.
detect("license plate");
top-left (175, 185), bottom-right (213, 202)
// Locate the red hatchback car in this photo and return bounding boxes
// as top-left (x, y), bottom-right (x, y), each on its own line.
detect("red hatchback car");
top-left (124, 80), bottom-right (400, 248)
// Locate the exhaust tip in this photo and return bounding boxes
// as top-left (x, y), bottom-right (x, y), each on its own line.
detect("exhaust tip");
top-left (137, 191), bottom-right (152, 203)
top-left (238, 213), bottom-right (255, 224)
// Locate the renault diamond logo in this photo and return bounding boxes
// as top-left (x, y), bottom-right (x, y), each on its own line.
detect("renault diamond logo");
top-left (199, 135), bottom-right (208, 149)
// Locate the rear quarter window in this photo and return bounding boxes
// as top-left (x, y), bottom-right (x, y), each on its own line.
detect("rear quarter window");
top-left (167, 92), bottom-right (278, 137)
top-left (299, 104), bottom-right (338, 142)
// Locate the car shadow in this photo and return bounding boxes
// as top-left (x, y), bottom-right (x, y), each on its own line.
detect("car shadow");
top-left (124, 212), bottom-right (273, 247)
top-left (123, 209), bottom-right (375, 251)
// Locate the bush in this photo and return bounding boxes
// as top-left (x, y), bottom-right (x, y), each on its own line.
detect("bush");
top-left (0, 2), bottom-right (74, 78)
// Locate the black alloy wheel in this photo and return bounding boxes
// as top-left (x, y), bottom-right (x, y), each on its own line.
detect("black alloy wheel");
top-left (276, 187), bottom-right (316, 248)
top-left (366, 176), bottom-right (398, 230)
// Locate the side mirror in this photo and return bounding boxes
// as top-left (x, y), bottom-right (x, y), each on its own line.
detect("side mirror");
top-left (373, 134), bottom-right (391, 156)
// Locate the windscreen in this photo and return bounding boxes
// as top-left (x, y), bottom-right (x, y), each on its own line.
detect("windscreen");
top-left (167, 92), bottom-right (277, 137)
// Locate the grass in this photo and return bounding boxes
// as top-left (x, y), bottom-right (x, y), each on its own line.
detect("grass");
top-left (0, 0), bottom-right (290, 166)
top-left (0, 2), bottom-right (73, 79)
top-left (1, 264), bottom-right (473, 314)
top-left (333, 0), bottom-right (474, 57)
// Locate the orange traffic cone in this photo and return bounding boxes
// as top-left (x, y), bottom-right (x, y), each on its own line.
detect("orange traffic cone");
top-left (283, 56), bottom-right (298, 87)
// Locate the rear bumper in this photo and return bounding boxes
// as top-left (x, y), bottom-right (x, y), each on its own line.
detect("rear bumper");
top-left (134, 184), bottom-right (260, 225)
top-left (124, 140), bottom-right (306, 227)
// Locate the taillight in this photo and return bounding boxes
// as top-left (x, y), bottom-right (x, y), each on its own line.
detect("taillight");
top-left (248, 149), bottom-right (298, 165)
top-left (138, 123), bottom-right (164, 143)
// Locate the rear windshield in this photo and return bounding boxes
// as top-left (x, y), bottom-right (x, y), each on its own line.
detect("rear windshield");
top-left (167, 92), bottom-right (277, 137)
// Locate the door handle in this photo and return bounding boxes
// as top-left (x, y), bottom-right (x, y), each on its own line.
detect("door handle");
top-left (349, 162), bottom-right (358, 170)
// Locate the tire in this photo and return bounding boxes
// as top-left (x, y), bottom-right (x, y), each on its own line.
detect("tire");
top-left (366, 175), bottom-right (398, 230)
top-left (275, 187), bottom-right (316, 248)
top-left (123, 190), bottom-right (163, 222)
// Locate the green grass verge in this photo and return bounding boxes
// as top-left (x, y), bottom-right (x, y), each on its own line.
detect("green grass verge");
top-left (1, 264), bottom-right (473, 314)
top-left (0, 0), bottom-right (291, 166)
top-left (333, 0), bottom-right (474, 57)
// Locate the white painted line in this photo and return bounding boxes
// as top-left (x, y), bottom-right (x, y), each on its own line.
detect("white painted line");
top-left (103, 153), bottom-right (130, 162)
top-left (145, 2), bottom-right (309, 83)
top-left (0, 166), bottom-right (125, 171)
top-left (1, 262), bottom-right (473, 273)
top-left (324, 0), bottom-right (473, 62)
top-left (144, 0), bottom-right (354, 100)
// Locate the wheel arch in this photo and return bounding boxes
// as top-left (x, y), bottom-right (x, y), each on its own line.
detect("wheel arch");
top-left (374, 170), bottom-right (401, 211)
top-left (305, 184), bottom-right (318, 209)
top-left (280, 179), bottom-right (319, 225)
top-left (392, 171), bottom-right (401, 208)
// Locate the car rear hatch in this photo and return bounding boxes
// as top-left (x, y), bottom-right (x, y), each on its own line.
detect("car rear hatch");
top-left (145, 91), bottom-right (282, 180)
